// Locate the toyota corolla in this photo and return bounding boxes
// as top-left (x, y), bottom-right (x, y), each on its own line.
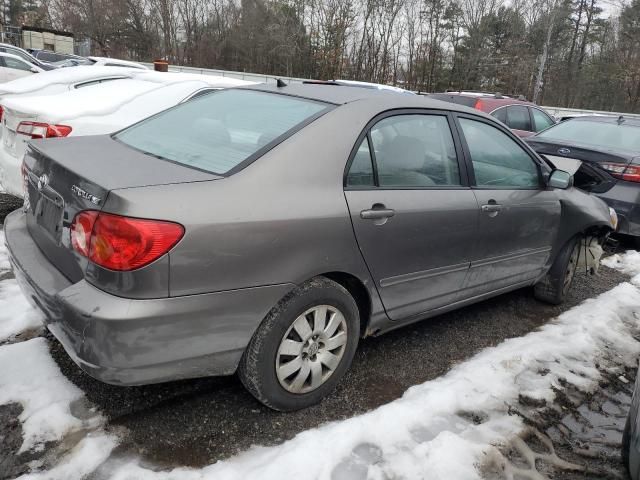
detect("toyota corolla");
top-left (5, 84), bottom-right (616, 411)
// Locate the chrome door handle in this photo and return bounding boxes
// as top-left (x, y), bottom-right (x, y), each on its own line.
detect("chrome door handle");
top-left (360, 208), bottom-right (395, 220)
top-left (481, 204), bottom-right (502, 213)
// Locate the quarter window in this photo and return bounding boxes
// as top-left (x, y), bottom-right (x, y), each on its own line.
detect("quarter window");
top-left (491, 107), bottom-right (507, 124)
top-left (346, 138), bottom-right (375, 187)
top-left (459, 118), bottom-right (539, 188)
top-left (369, 114), bottom-right (460, 187)
top-left (531, 108), bottom-right (554, 132)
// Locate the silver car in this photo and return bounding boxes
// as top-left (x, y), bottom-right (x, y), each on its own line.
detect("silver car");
top-left (5, 84), bottom-right (615, 411)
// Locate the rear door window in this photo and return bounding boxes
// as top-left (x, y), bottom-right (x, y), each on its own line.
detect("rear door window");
top-left (115, 89), bottom-right (330, 175)
top-left (506, 105), bottom-right (532, 131)
top-left (368, 114), bottom-right (461, 187)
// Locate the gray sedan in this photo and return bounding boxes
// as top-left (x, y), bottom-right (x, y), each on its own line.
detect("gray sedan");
top-left (5, 84), bottom-right (616, 410)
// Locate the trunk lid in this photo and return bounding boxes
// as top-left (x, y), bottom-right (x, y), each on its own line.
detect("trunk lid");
top-left (526, 138), bottom-right (635, 168)
top-left (23, 135), bottom-right (220, 282)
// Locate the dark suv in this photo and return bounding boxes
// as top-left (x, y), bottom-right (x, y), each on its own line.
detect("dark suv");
top-left (427, 92), bottom-right (556, 137)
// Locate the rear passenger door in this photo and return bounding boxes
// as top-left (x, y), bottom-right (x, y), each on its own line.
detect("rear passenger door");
top-left (344, 111), bottom-right (479, 321)
top-left (454, 114), bottom-right (560, 297)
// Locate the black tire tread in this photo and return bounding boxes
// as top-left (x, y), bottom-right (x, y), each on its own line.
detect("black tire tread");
top-left (534, 236), bottom-right (580, 305)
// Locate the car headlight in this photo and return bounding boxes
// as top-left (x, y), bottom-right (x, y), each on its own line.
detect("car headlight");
top-left (609, 207), bottom-right (618, 230)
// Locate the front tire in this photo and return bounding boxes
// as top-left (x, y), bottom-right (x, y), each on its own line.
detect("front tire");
top-left (238, 277), bottom-right (360, 411)
top-left (534, 236), bottom-right (581, 305)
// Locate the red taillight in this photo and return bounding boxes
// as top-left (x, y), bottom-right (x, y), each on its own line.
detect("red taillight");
top-left (474, 99), bottom-right (483, 110)
top-left (0, 106), bottom-right (4, 123)
top-left (70, 211), bottom-right (184, 271)
top-left (16, 121), bottom-right (72, 140)
top-left (600, 162), bottom-right (640, 183)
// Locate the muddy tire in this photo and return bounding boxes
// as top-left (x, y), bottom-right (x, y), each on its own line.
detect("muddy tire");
top-left (534, 236), bottom-right (581, 305)
top-left (238, 277), bottom-right (360, 411)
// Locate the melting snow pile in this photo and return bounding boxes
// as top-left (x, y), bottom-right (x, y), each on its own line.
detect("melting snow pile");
top-left (1, 248), bottom-right (640, 480)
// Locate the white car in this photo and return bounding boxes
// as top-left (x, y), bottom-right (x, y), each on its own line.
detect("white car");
top-left (0, 53), bottom-right (43, 83)
top-left (0, 74), bottom-right (252, 196)
top-left (0, 43), bottom-right (55, 71)
top-left (0, 65), bottom-right (145, 99)
top-left (86, 56), bottom-right (148, 70)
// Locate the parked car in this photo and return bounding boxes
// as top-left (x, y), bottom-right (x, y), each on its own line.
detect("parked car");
top-left (0, 73), bottom-right (252, 196)
top-left (0, 52), bottom-right (43, 83)
top-left (526, 116), bottom-right (640, 246)
top-left (0, 43), bottom-right (56, 71)
top-left (5, 85), bottom-right (616, 411)
top-left (85, 56), bottom-right (148, 69)
top-left (624, 368), bottom-right (640, 479)
top-left (427, 91), bottom-right (556, 137)
top-left (0, 65), bottom-right (145, 99)
top-left (32, 50), bottom-right (90, 66)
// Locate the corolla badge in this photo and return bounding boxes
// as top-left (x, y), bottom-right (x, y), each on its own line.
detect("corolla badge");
top-left (37, 174), bottom-right (49, 191)
top-left (557, 147), bottom-right (571, 155)
top-left (71, 185), bottom-right (101, 205)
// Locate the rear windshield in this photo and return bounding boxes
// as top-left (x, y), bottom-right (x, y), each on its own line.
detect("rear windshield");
top-left (115, 89), bottom-right (330, 174)
top-left (537, 119), bottom-right (640, 152)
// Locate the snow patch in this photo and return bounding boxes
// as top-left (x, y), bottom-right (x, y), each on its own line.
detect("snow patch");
top-left (0, 279), bottom-right (42, 342)
top-left (0, 337), bottom-right (102, 453)
top-left (17, 434), bottom-right (119, 480)
top-left (602, 250), bottom-right (640, 279)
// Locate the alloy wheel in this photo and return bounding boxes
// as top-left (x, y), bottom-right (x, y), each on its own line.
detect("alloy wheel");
top-left (275, 305), bottom-right (348, 394)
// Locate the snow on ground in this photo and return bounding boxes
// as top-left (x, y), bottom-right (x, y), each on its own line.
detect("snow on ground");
top-left (0, 280), bottom-right (42, 343)
top-left (1, 249), bottom-right (640, 479)
top-left (0, 231), bottom-right (42, 343)
top-left (0, 338), bottom-right (108, 453)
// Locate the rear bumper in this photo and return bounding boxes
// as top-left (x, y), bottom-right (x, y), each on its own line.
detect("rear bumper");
top-left (0, 145), bottom-right (23, 198)
top-left (596, 181), bottom-right (640, 237)
top-left (5, 210), bottom-right (294, 385)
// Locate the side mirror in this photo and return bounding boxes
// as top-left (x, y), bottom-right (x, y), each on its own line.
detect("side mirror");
top-left (548, 169), bottom-right (573, 189)
top-left (30, 67), bottom-right (39, 73)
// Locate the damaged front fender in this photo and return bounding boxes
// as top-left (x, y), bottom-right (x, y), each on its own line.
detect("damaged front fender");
top-left (549, 187), bottom-right (614, 270)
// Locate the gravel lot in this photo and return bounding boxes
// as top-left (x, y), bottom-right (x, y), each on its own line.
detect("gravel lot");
top-left (0, 193), bottom-right (635, 479)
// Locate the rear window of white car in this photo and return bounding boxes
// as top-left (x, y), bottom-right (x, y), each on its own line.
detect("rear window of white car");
top-left (115, 89), bottom-right (330, 174)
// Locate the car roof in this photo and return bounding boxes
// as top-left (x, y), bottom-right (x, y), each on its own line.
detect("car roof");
top-left (241, 83), bottom-right (484, 114)
top-left (567, 115), bottom-right (640, 127)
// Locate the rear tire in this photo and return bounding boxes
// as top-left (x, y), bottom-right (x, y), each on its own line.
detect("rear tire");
top-left (238, 277), bottom-right (360, 411)
top-left (534, 236), bottom-right (581, 305)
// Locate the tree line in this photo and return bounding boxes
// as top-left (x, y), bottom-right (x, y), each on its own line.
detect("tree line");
top-left (5, 0), bottom-right (640, 111)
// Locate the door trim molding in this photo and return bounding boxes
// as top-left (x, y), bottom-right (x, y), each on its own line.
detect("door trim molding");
top-left (380, 261), bottom-right (470, 288)
top-left (470, 247), bottom-right (552, 269)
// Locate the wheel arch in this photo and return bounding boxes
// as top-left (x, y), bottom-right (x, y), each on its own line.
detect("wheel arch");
top-left (319, 271), bottom-right (373, 338)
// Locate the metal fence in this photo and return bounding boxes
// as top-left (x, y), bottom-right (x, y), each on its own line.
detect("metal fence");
top-left (144, 62), bottom-right (640, 118)
top-left (141, 62), bottom-right (310, 85)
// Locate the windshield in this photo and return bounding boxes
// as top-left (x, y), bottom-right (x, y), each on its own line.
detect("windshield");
top-left (115, 89), bottom-right (330, 175)
top-left (537, 119), bottom-right (640, 152)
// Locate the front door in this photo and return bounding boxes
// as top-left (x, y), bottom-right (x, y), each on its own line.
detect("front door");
top-left (455, 115), bottom-right (561, 297)
top-left (344, 112), bottom-right (479, 321)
